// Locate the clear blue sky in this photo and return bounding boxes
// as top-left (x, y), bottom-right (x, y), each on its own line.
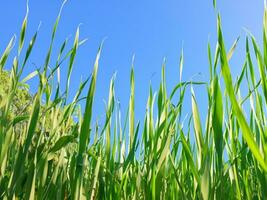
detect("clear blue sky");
top-left (0, 0), bottom-right (264, 124)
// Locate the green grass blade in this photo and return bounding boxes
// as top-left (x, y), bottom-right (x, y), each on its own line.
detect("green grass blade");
top-left (129, 58), bottom-right (135, 149)
top-left (18, 1), bottom-right (29, 55)
top-left (217, 15), bottom-right (267, 171)
top-left (72, 43), bottom-right (102, 199)
top-left (0, 36), bottom-right (15, 71)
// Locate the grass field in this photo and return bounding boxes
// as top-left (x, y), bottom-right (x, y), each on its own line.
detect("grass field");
top-left (1, 1), bottom-right (267, 199)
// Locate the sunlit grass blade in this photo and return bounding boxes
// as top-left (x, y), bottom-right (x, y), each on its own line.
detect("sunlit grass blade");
top-left (129, 58), bottom-right (135, 149)
top-left (212, 75), bottom-right (223, 169)
top-left (66, 26), bottom-right (80, 100)
top-left (217, 14), bottom-right (267, 171)
top-left (18, 0), bottom-right (29, 55)
top-left (44, 0), bottom-right (67, 75)
top-left (191, 87), bottom-right (205, 166)
top-left (0, 36), bottom-right (15, 71)
top-left (72, 43), bottom-right (102, 199)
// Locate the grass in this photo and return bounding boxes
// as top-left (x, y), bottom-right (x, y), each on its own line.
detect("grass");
top-left (1, 1), bottom-right (267, 199)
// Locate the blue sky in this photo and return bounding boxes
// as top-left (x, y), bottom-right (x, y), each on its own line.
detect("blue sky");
top-left (0, 0), bottom-right (264, 125)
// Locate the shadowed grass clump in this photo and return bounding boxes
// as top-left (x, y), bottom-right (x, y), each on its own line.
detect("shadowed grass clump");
top-left (1, 1), bottom-right (267, 200)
